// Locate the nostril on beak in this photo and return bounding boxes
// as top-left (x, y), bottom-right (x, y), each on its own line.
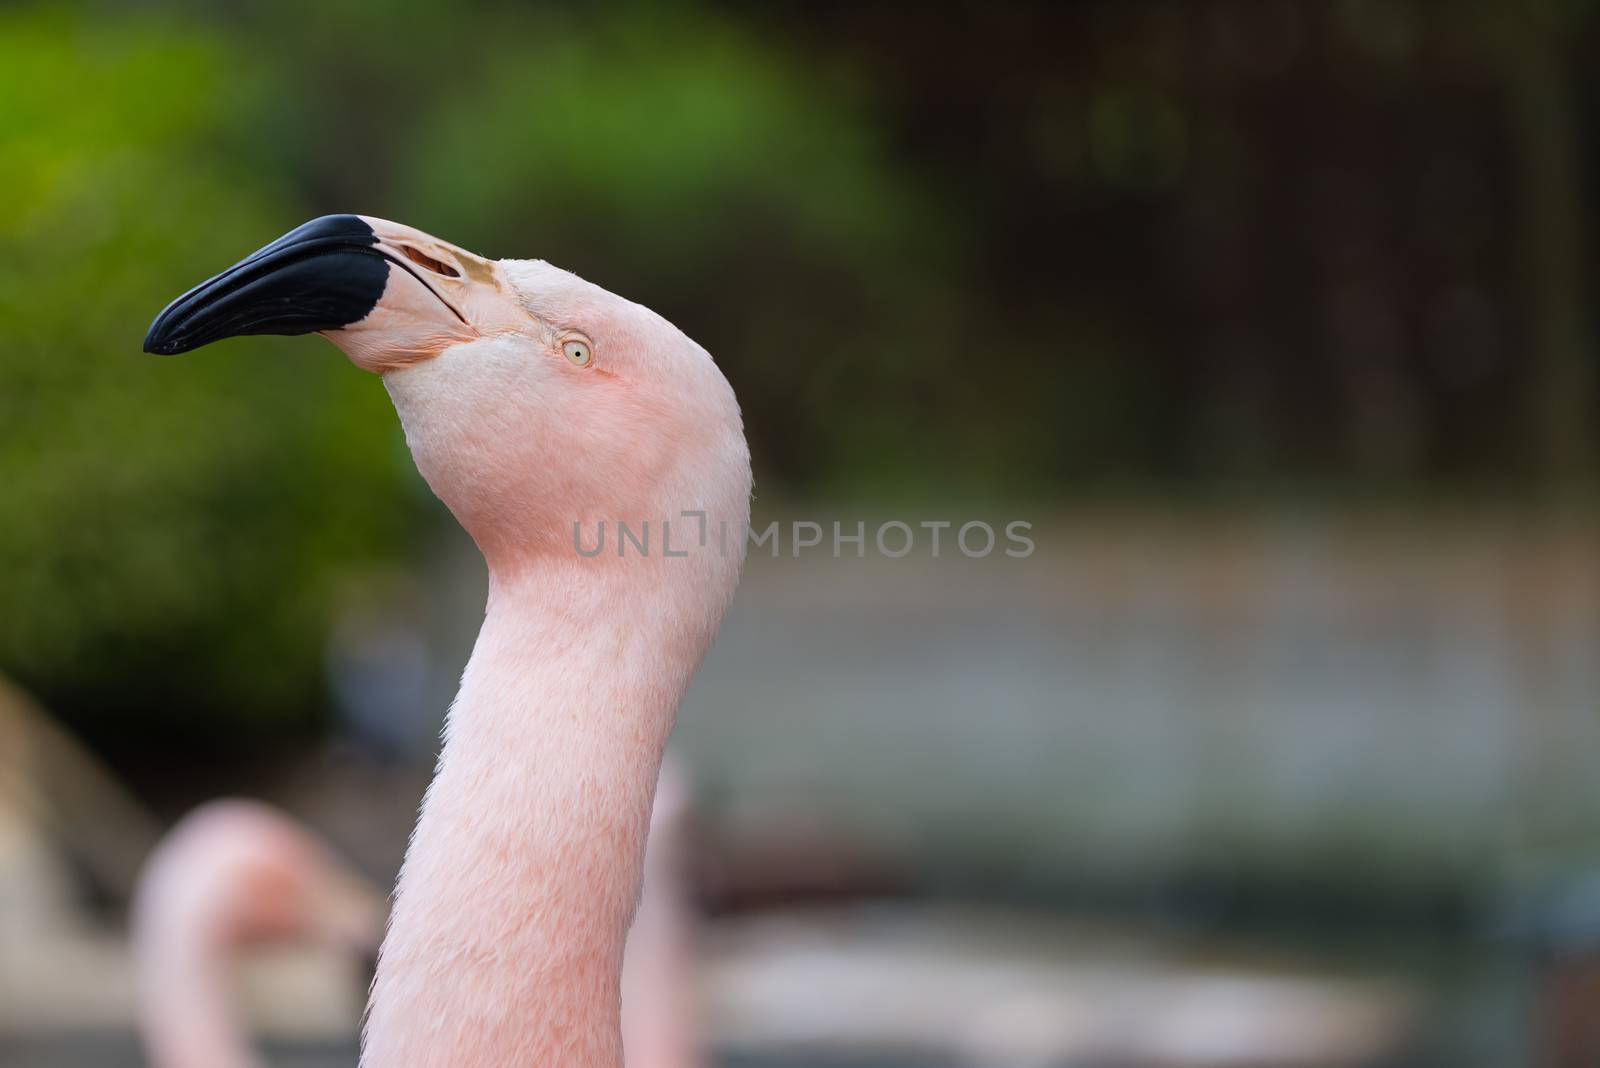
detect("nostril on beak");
top-left (398, 246), bottom-right (460, 278)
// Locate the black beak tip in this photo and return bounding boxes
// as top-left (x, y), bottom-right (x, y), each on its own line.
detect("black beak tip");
top-left (140, 213), bottom-right (385, 358)
top-left (142, 312), bottom-right (194, 356)
top-left (142, 326), bottom-right (176, 355)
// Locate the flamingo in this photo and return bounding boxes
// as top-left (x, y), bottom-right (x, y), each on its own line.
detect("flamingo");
top-left (622, 759), bottom-right (704, 1068)
top-left (131, 800), bottom-right (384, 1068)
top-left (144, 214), bottom-right (751, 1067)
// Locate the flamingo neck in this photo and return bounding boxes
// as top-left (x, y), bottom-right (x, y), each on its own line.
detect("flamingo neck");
top-left (362, 556), bottom-right (707, 1068)
top-left (135, 910), bottom-right (261, 1068)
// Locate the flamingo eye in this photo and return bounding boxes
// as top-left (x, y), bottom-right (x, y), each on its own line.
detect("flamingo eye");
top-left (562, 339), bottom-right (592, 367)
top-left (398, 245), bottom-right (460, 278)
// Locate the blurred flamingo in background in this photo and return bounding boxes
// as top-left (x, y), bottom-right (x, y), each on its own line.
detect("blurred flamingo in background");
top-left (144, 214), bottom-right (748, 1067)
top-left (623, 760), bottom-right (704, 1068)
top-left (132, 800), bottom-right (383, 1068)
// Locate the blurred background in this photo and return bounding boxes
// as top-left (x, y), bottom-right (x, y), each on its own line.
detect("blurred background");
top-left (2, 1), bottom-right (1598, 1065)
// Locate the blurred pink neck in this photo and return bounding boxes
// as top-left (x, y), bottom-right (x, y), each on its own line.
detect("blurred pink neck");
top-left (361, 556), bottom-right (706, 1068)
top-left (138, 933), bottom-right (261, 1068)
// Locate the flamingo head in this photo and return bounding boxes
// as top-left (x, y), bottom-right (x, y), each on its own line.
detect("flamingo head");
top-left (135, 800), bottom-right (384, 959)
top-left (145, 215), bottom-right (751, 569)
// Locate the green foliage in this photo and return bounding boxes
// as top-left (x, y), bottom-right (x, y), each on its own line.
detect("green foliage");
top-left (0, 6), bottom-right (414, 754)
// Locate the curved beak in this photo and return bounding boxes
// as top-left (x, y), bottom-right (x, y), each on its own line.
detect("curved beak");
top-left (143, 214), bottom-right (522, 373)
